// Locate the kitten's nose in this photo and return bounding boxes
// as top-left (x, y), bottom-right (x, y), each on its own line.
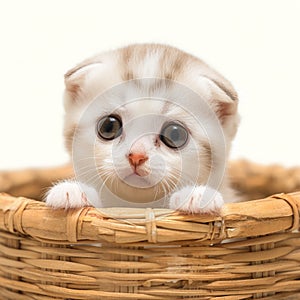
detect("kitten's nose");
top-left (128, 152), bottom-right (148, 168)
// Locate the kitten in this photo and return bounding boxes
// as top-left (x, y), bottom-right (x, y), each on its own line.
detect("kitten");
top-left (46, 44), bottom-right (239, 213)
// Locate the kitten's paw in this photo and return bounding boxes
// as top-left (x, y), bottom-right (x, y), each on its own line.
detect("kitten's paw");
top-left (169, 185), bottom-right (224, 214)
top-left (45, 181), bottom-right (100, 209)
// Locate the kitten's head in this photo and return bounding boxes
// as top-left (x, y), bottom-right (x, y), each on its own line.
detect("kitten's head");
top-left (63, 44), bottom-right (239, 206)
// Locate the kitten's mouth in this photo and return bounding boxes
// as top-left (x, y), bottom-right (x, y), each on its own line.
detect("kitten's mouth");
top-left (122, 173), bottom-right (152, 188)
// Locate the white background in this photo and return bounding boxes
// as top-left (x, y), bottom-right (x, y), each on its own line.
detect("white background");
top-left (0, 0), bottom-right (299, 170)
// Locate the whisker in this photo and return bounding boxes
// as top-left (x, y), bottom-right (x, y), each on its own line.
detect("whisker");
top-left (99, 172), bottom-right (114, 196)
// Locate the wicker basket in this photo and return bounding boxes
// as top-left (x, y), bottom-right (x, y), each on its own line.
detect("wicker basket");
top-left (0, 160), bottom-right (300, 300)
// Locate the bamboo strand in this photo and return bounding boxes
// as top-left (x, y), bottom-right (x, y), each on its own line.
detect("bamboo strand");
top-left (0, 162), bottom-right (300, 299)
top-left (0, 192), bottom-right (299, 244)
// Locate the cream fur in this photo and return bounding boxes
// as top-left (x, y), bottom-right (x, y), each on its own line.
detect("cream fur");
top-left (46, 44), bottom-right (239, 213)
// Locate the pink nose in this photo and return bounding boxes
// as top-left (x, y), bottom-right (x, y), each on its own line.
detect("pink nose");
top-left (128, 152), bottom-right (148, 167)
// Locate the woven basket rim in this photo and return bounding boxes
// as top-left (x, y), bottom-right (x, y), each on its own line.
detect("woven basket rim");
top-left (0, 191), bottom-right (299, 245)
top-left (1, 163), bottom-right (300, 299)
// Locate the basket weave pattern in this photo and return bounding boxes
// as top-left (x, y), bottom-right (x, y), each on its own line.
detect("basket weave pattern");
top-left (0, 161), bottom-right (300, 299)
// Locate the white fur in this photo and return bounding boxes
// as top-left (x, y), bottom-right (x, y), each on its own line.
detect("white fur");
top-left (46, 181), bottom-right (101, 209)
top-left (46, 44), bottom-right (239, 213)
top-left (137, 51), bottom-right (161, 78)
top-left (169, 185), bottom-right (224, 214)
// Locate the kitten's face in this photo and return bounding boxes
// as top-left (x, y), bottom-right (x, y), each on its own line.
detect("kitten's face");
top-left (64, 44), bottom-right (239, 206)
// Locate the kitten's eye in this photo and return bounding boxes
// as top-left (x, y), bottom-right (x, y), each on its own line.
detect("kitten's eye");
top-left (96, 115), bottom-right (122, 140)
top-left (160, 121), bottom-right (189, 149)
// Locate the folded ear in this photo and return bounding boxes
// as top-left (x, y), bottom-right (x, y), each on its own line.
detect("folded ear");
top-left (201, 74), bottom-right (238, 125)
top-left (64, 60), bottom-right (102, 103)
top-left (215, 94), bottom-right (238, 124)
